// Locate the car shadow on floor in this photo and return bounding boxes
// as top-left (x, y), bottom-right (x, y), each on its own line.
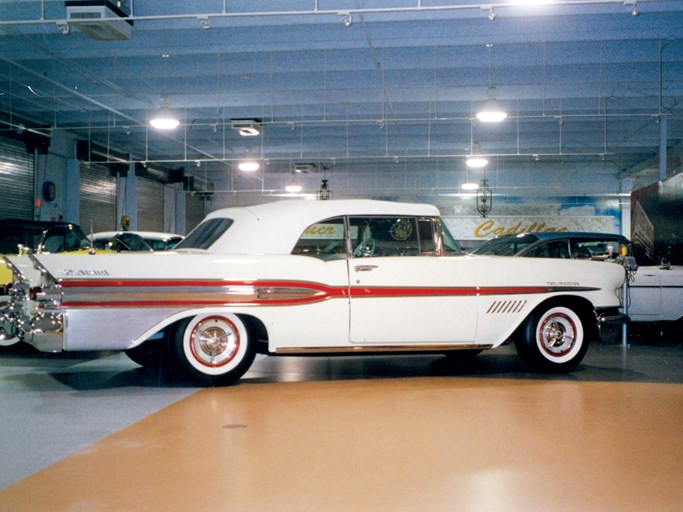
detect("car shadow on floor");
top-left (4, 338), bottom-right (682, 392)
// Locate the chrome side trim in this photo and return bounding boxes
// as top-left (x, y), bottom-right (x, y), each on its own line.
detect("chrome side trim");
top-left (274, 344), bottom-right (493, 355)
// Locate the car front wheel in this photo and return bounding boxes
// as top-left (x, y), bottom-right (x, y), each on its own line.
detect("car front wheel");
top-left (514, 303), bottom-right (589, 372)
top-left (171, 313), bottom-right (255, 386)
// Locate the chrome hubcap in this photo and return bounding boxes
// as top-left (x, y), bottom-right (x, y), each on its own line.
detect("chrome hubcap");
top-left (190, 317), bottom-right (239, 368)
top-left (540, 314), bottom-right (576, 356)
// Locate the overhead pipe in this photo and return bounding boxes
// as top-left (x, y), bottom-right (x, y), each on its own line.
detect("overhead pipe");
top-left (0, 0), bottom-right (672, 27)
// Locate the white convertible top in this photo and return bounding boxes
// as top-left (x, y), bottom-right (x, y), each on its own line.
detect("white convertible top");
top-left (200, 199), bottom-right (440, 254)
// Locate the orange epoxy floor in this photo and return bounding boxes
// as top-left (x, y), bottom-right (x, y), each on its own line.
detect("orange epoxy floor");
top-left (1, 375), bottom-right (682, 512)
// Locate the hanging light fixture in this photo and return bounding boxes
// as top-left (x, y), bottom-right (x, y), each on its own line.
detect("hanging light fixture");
top-left (476, 179), bottom-right (493, 217)
top-left (238, 160), bottom-right (260, 172)
top-left (318, 178), bottom-right (332, 200)
top-left (476, 44), bottom-right (507, 123)
top-left (462, 151), bottom-right (479, 190)
top-left (285, 169), bottom-right (302, 193)
top-left (466, 156), bottom-right (489, 168)
top-left (466, 142), bottom-right (489, 169)
top-left (476, 87), bottom-right (507, 123)
top-left (149, 98), bottom-right (180, 130)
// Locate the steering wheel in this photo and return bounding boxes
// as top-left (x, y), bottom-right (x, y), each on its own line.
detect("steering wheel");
top-left (353, 239), bottom-right (375, 257)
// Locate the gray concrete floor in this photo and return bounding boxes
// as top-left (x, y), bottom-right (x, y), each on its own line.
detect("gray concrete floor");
top-left (0, 330), bottom-right (681, 510)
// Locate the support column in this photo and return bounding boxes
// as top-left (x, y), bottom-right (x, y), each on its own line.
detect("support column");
top-left (164, 183), bottom-right (186, 235)
top-left (64, 158), bottom-right (80, 224)
top-left (659, 115), bottom-right (668, 181)
top-left (117, 161), bottom-right (138, 231)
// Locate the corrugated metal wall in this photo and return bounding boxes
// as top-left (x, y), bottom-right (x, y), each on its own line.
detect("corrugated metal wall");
top-left (136, 176), bottom-right (164, 231)
top-left (185, 193), bottom-right (206, 233)
top-left (79, 163), bottom-right (117, 232)
top-left (0, 137), bottom-right (34, 219)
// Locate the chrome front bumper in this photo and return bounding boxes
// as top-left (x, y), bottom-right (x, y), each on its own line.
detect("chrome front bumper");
top-left (595, 307), bottom-right (629, 326)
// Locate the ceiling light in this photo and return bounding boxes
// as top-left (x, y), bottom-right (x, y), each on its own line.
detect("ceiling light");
top-left (461, 182), bottom-right (479, 190)
top-left (231, 119), bottom-right (262, 137)
top-left (149, 99), bottom-right (180, 130)
top-left (238, 160), bottom-right (260, 172)
top-left (476, 87), bottom-right (507, 123)
top-left (197, 15), bottom-right (210, 29)
top-left (466, 156), bottom-right (489, 168)
top-left (285, 172), bottom-right (303, 193)
top-left (340, 12), bottom-right (352, 27)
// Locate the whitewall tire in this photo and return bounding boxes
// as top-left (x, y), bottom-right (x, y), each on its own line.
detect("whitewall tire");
top-left (515, 303), bottom-right (589, 372)
top-left (172, 313), bottom-right (255, 386)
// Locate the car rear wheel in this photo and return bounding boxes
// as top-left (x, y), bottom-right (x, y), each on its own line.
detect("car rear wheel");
top-left (514, 303), bottom-right (589, 372)
top-left (171, 313), bottom-right (255, 386)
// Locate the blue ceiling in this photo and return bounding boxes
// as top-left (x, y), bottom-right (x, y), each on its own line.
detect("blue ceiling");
top-left (0, 0), bottom-right (682, 194)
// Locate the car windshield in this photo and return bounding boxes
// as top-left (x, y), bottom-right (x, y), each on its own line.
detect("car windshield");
top-left (40, 225), bottom-right (91, 252)
top-left (472, 234), bottom-right (540, 256)
top-left (175, 218), bottom-right (233, 250)
top-left (114, 233), bottom-right (152, 251)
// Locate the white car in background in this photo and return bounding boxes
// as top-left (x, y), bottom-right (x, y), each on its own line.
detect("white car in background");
top-left (471, 232), bottom-right (683, 324)
top-left (1, 200), bottom-right (628, 385)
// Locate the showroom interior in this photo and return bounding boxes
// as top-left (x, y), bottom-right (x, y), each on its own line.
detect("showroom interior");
top-left (0, 1), bottom-right (682, 510)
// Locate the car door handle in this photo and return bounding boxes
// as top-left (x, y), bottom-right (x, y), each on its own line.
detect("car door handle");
top-left (354, 265), bottom-right (378, 272)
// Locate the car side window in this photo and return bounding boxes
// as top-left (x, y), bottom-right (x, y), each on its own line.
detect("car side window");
top-left (527, 240), bottom-right (570, 259)
top-left (417, 218), bottom-right (436, 254)
top-left (292, 217), bottom-right (347, 260)
top-left (349, 216), bottom-right (420, 257)
top-left (571, 239), bottom-right (631, 260)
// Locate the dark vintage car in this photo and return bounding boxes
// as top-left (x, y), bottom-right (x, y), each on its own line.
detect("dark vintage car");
top-left (471, 232), bottom-right (633, 261)
top-left (472, 232), bottom-right (683, 324)
top-left (0, 219), bottom-right (92, 255)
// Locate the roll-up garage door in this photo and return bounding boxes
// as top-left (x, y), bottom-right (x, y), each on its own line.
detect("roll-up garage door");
top-left (0, 136), bottom-right (34, 219)
top-left (137, 176), bottom-right (164, 231)
top-left (185, 192), bottom-right (206, 233)
top-left (80, 163), bottom-right (117, 233)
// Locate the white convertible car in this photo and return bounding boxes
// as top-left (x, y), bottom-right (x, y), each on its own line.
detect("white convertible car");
top-left (0, 200), bottom-right (628, 385)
